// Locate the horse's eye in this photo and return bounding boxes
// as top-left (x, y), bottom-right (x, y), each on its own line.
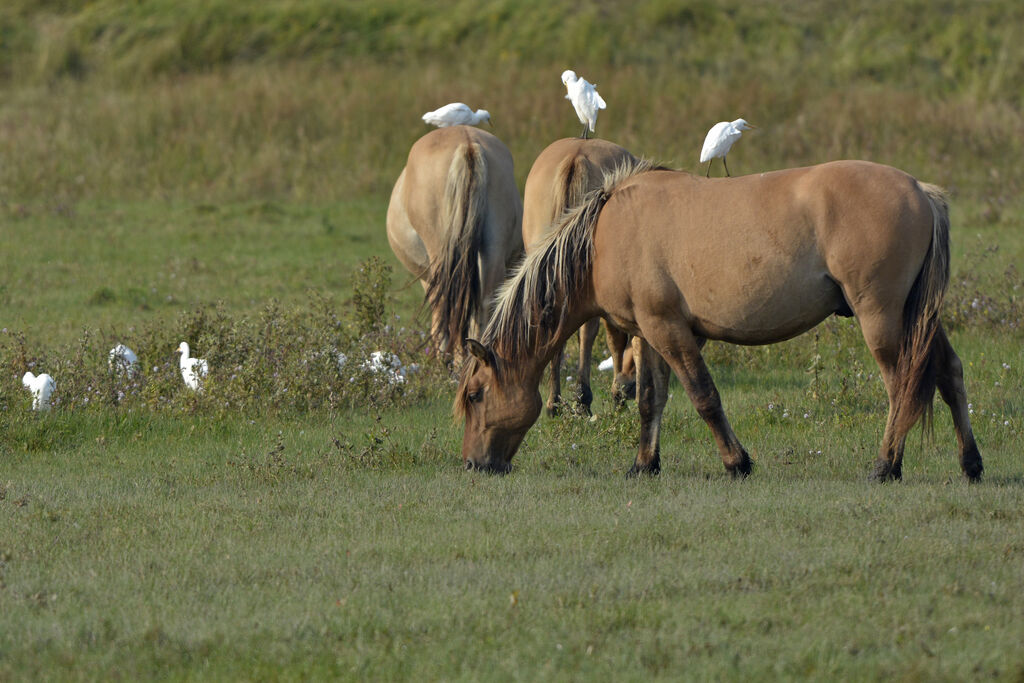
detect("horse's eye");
top-left (468, 389), bottom-right (483, 403)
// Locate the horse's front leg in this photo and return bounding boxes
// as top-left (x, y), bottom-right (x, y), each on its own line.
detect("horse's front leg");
top-left (645, 323), bottom-right (752, 477)
top-left (628, 337), bottom-right (670, 476)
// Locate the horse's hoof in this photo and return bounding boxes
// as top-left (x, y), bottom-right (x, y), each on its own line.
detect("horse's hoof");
top-left (626, 460), bottom-right (660, 478)
top-left (961, 445), bottom-right (983, 482)
top-left (573, 384), bottom-right (593, 415)
top-left (727, 461), bottom-right (752, 479)
top-left (869, 461), bottom-right (901, 482)
top-left (545, 404), bottom-right (560, 418)
top-left (612, 377), bottom-right (637, 407)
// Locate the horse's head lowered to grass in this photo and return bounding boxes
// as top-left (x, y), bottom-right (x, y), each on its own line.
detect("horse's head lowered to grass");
top-left (455, 340), bottom-right (543, 473)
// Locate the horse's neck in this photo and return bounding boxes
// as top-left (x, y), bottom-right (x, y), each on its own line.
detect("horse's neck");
top-left (520, 302), bottom-right (600, 386)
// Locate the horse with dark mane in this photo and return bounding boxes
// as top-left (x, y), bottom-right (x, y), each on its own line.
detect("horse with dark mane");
top-left (387, 126), bottom-right (523, 356)
top-left (456, 158), bottom-right (982, 481)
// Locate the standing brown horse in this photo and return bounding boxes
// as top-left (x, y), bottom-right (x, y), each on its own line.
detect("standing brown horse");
top-left (387, 126), bottom-right (523, 356)
top-left (522, 138), bottom-right (637, 415)
top-left (457, 158), bottom-right (982, 481)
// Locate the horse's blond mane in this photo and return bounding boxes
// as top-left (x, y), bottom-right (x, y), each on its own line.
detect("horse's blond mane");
top-left (454, 156), bottom-right (657, 418)
top-left (487, 157), bottom-right (656, 358)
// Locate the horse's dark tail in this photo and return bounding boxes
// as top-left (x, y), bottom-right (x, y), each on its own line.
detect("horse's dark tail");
top-left (887, 182), bottom-right (951, 446)
top-left (426, 140), bottom-right (488, 356)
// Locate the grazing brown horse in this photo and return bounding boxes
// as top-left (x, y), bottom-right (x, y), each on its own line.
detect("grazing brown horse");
top-left (522, 138), bottom-right (637, 415)
top-left (457, 158), bottom-right (982, 482)
top-left (387, 126), bottom-right (523, 356)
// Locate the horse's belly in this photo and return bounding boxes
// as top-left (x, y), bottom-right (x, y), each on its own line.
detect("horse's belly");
top-left (686, 269), bottom-right (843, 345)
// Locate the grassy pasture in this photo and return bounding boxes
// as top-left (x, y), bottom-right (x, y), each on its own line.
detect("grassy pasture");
top-left (2, 0), bottom-right (1024, 679)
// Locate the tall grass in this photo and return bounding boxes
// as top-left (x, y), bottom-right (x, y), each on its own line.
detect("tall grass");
top-left (0, 1), bottom-right (1022, 204)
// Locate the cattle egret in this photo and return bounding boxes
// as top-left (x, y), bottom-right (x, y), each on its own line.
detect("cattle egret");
top-left (561, 70), bottom-right (606, 138)
top-left (109, 344), bottom-right (139, 377)
top-left (175, 342), bottom-right (208, 391)
top-left (338, 350), bottom-right (415, 385)
top-left (598, 356), bottom-right (614, 372)
top-left (700, 118), bottom-right (755, 177)
top-left (22, 371), bottom-right (55, 411)
top-left (421, 103), bottom-right (492, 128)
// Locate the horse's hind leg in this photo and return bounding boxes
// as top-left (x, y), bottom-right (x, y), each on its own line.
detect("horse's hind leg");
top-left (605, 321), bottom-right (636, 407)
top-left (641, 323), bottom-right (752, 477)
top-left (572, 318), bottom-right (600, 414)
top-left (933, 324), bottom-right (983, 480)
top-left (859, 311), bottom-right (916, 481)
top-left (628, 337), bottom-right (670, 476)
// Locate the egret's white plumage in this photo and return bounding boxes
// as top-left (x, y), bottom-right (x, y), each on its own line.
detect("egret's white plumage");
top-left (561, 70), bottom-right (606, 138)
top-left (598, 356), bottom-right (614, 372)
top-left (22, 371), bottom-right (55, 411)
top-left (337, 350), bottom-right (417, 386)
top-left (175, 342), bottom-right (208, 391)
top-left (109, 344), bottom-right (139, 377)
top-left (700, 118), bottom-right (755, 177)
top-left (421, 103), bottom-right (492, 128)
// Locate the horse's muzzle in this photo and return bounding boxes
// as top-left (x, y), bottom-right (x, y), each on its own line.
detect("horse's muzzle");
top-left (464, 458), bottom-right (512, 475)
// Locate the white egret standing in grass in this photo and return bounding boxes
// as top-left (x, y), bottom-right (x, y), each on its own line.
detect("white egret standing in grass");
top-left (175, 342), bottom-right (208, 391)
top-left (700, 118), bottom-right (756, 177)
top-left (421, 103), bottom-right (492, 128)
top-left (22, 371), bottom-right (55, 411)
top-left (108, 344), bottom-right (139, 377)
top-left (561, 70), bottom-right (606, 139)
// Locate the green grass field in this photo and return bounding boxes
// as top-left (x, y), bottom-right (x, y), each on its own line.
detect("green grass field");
top-left (2, 1), bottom-right (1023, 679)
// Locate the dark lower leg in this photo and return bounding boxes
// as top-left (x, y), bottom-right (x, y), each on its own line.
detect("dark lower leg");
top-left (934, 327), bottom-right (983, 480)
top-left (871, 418), bottom-right (907, 482)
top-left (573, 318), bottom-right (599, 414)
top-left (546, 344), bottom-right (564, 417)
top-left (604, 322), bottom-right (635, 406)
top-left (723, 156), bottom-right (731, 177)
top-left (629, 338), bottom-right (668, 476)
top-left (670, 342), bottom-right (750, 476)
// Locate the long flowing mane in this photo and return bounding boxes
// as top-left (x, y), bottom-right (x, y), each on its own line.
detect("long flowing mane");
top-left (455, 157), bottom-right (656, 416)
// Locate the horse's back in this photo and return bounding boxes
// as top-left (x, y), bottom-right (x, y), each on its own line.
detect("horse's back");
top-left (388, 126), bottom-right (522, 277)
top-left (522, 137), bottom-right (635, 251)
top-left (593, 161), bottom-right (937, 344)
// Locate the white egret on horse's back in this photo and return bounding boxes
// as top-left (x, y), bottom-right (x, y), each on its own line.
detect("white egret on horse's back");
top-left (700, 118), bottom-right (755, 177)
top-left (561, 70), bottom-right (606, 139)
top-left (422, 103), bottom-right (492, 128)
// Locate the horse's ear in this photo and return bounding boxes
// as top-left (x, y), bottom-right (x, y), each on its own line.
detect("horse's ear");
top-left (465, 339), bottom-right (493, 367)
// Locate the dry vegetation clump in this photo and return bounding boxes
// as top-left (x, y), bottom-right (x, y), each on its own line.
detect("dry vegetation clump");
top-left (0, 257), bottom-right (450, 423)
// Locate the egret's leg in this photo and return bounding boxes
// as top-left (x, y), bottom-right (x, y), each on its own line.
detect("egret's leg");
top-left (704, 160), bottom-right (713, 178)
top-left (723, 156), bottom-right (731, 177)
top-left (580, 124), bottom-right (589, 139)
